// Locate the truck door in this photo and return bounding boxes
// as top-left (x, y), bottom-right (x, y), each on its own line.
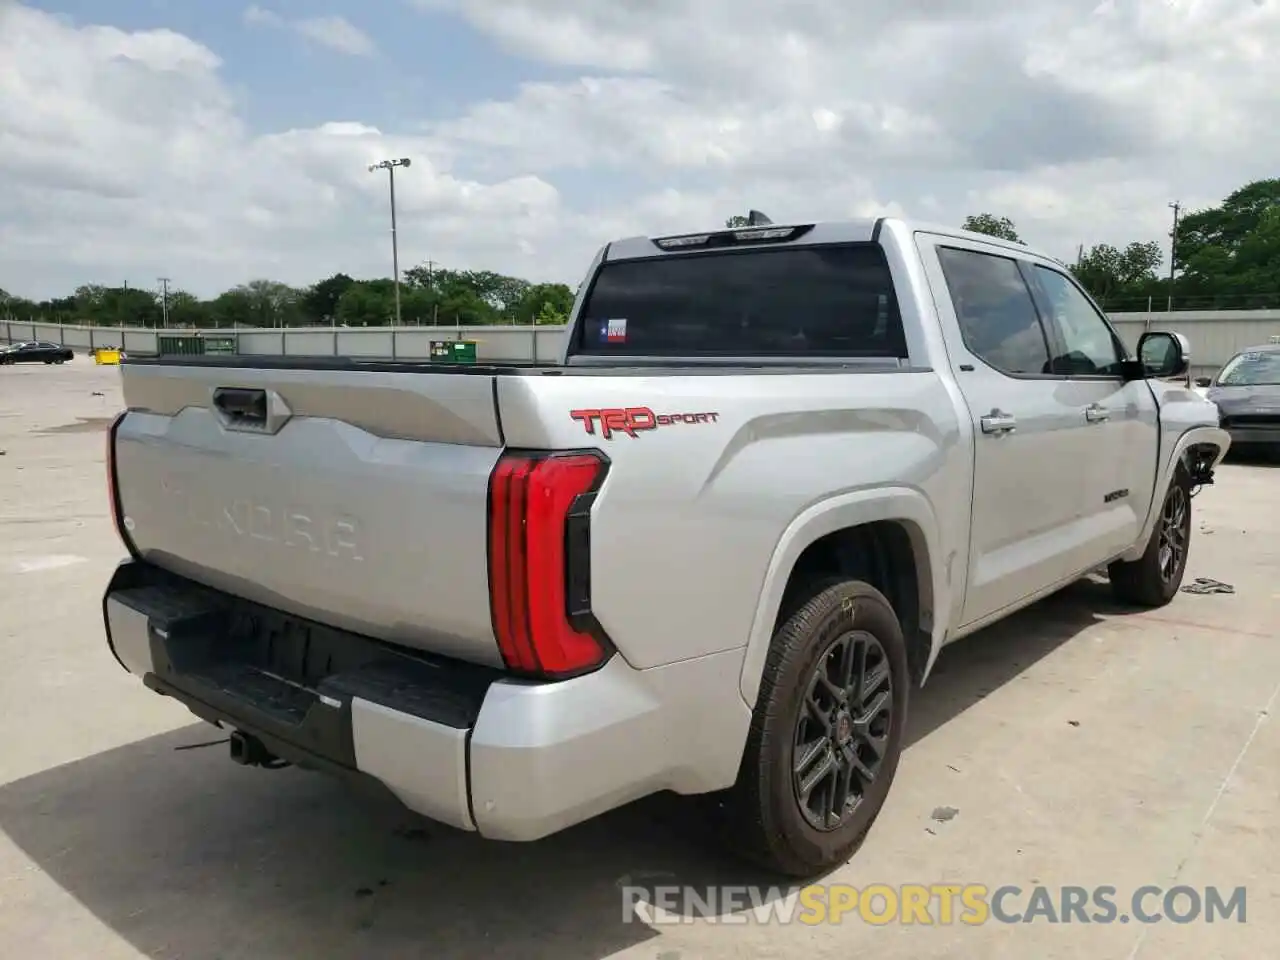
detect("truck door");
top-left (1023, 264), bottom-right (1160, 564)
top-left (917, 237), bottom-right (1100, 628)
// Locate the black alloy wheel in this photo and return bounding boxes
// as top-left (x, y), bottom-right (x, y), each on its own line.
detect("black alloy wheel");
top-left (792, 630), bottom-right (893, 832)
top-left (1157, 482), bottom-right (1189, 587)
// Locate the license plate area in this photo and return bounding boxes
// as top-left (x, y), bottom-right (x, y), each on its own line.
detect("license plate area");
top-left (106, 562), bottom-right (503, 766)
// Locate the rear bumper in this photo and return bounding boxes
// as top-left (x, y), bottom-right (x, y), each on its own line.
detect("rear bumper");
top-left (104, 560), bottom-right (749, 841)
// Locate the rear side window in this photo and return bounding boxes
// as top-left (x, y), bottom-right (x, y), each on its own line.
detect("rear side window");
top-left (574, 244), bottom-right (906, 358)
top-left (937, 247), bottom-right (1052, 376)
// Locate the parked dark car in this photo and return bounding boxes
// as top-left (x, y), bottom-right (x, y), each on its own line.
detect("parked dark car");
top-left (0, 340), bottom-right (75, 364)
top-left (1196, 343), bottom-right (1280, 456)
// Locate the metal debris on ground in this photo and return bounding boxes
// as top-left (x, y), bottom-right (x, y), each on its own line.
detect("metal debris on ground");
top-left (1180, 577), bottom-right (1235, 595)
top-left (930, 806), bottom-right (959, 823)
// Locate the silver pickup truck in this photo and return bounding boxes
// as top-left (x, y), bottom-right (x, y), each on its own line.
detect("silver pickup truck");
top-left (103, 218), bottom-right (1229, 877)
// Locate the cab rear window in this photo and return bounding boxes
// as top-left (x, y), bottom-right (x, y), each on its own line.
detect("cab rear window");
top-left (573, 244), bottom-right (906, 358)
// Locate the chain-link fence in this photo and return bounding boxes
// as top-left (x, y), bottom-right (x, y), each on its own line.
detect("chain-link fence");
top-left (1098, 292), bottom-right (1280, 313)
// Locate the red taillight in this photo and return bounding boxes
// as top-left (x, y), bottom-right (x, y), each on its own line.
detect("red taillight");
top-left (487, 450), bottom-right (609, 678)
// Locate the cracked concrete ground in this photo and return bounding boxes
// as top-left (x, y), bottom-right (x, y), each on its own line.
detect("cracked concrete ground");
top-left (1, 361), bottom-right (1276, 959)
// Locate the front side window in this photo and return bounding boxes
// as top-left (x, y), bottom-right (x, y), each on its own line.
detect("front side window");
top-left (1034, 266), bottom-right (1126, 376)
top-left (937, 247), bottom-right (1051, 376)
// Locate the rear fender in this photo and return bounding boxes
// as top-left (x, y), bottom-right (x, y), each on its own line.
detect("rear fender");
top-left (738, 486), bottom-right (947, 708)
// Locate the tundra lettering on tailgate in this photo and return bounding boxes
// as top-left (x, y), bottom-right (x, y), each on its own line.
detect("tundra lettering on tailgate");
top-left (569, 407), bottom-right (721, 440)
top-left (159, 471), bottom-right (364, 561)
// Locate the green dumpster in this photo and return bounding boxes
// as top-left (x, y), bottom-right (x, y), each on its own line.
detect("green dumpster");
top-left (430, 340), bottom-right (477, 364)
top-left (202, 335), bottom-right (237, 355)
top-left (158, 334), bottom-right (205, 357)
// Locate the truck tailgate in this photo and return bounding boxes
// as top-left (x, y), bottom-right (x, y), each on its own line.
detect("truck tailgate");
top-left (112, 362), bottom-right (506, 668)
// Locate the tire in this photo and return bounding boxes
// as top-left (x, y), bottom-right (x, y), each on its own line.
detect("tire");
top-left (1108, 465), bottom-right (1192, 606)
top-left (721, 581), bottom-right (910, 877)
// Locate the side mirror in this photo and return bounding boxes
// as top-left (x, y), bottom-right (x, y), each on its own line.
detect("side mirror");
top-left (1194, 376), bottom-right (1212, 388)
top-left (1137, 331), bottom-right (1190, 379)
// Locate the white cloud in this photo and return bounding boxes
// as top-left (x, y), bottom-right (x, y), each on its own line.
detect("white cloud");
top-left (416, 0), bottom-right (1280, 250)
top-left (292, 15), bottom-right (377, 57)
top-left (242, 6), bottom-right (376, 57)
top-left (241, 6), bottom-right (280, 27)
top-left (0, 4), bottom-right (558, 296)
top-left (2, 0), bottom-right (1280, 300)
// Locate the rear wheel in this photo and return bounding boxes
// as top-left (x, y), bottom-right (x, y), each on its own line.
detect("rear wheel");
top-left (721, 581), bottom-right (909, 877)
top-left (1108, 466), bottom-right (1192, 606)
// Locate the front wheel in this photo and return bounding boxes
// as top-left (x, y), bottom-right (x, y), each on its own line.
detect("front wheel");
top-left (721, 581), bottom-right (910, 877)
top-left (1109, 467), bottom-right (1192, 606)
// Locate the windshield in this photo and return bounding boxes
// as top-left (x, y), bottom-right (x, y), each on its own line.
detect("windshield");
top-left (1216, 351), bottom-right (1280, 386)
top-left (573, 243), bottom-right (906, 358)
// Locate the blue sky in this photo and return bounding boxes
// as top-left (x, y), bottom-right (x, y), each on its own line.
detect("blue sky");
top-left (32, 0), bottom-right (563, 131)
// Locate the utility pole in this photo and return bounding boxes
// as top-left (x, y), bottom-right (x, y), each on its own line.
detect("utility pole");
top-left (158, 277), bottom-right (171, 328)
top-left (1167, 201), bottom-right (1181, 312)
top-left (423, 259), bottom-right (437, 327)
top-left (368, 158), bottom-right (412, 326)
top-left (425, 259), bottom-right (439, 325)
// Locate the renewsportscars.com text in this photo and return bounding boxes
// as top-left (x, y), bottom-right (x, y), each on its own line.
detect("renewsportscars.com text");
top-left (621, 884), bottom-right (1247, 926)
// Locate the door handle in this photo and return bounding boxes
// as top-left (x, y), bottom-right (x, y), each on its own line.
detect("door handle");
top-left (211, 386), bottom-right (293, 434)
top-left (213, 387), bottom-right (267, 425)
top-left (980, 411), bottom-right (1017, 435)
top-left (1084, 404), bottom-right (1110, 423)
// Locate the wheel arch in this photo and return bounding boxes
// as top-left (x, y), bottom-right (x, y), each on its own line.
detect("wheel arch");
top-left (1120, 425), bottom-right (1230, 563)
top-left (738, 487), bottom-right (948, 708)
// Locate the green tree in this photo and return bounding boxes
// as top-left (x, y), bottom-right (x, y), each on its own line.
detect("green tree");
top-left (0, 288), bottom-right (38, 322)
top-left (962, 213), bottom-right (1023, 244)
top-left (399, 285), bottom-right (439, 325)
top-left (535, 300), bottom-right (567, 325)
top-left (404, 265), bottom-right (508, 322)
top-left (239, 279), bottom-right (302, 327)
top-left (437, 287), bottom-right (494, 325)
top-left (209, 289), bottom-right (262, 327)
top-left (1177, 179), bottom-right (1280, 299)
top-left (725, 214), bottom-right (750, 228)
top-left (303, 273), bottom-right (355, 324)
top-left (164, 290), bottom-right (211, 328)
top-left (514, 282), bottom-right (574, 324)
top-left (70, 285), bottom-right (163, 326)
top-left (1071, 241), bottom-right (1163, 302)
top-left (335, 280), bottom-right (396, 327)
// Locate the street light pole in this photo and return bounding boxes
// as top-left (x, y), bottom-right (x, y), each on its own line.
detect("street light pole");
top-left (368, 158), bottom-right (412, 326)
top-left (1167, 201), bottom-right (1181, 312)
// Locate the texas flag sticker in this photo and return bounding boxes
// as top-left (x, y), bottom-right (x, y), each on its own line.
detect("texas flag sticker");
top-left (602, 317), bottom-right (627, 343)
